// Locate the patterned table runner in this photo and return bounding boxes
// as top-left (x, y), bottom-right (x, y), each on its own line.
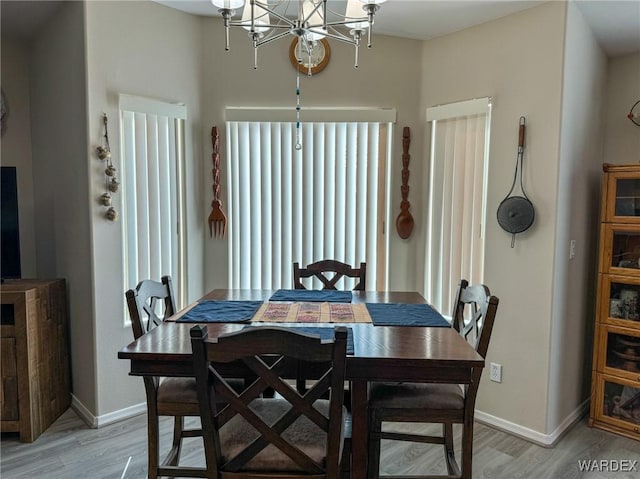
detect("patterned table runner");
top-left (251, 302), bottom-right (371, 323)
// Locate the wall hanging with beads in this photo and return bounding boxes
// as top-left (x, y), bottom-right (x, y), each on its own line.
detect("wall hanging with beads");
top-left (96, 113), bottom-right (119, 221)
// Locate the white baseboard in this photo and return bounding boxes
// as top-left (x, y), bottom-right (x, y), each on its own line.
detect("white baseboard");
top-left (71, 393), bottom-right (589, 443)
top-left (475, 399), bottom-right (590, 447)
top-left (70, 394), bottom-right (147, 429)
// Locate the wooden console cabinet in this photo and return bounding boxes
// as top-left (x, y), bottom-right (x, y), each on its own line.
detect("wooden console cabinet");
top-left (0, 279), bottom-right (70, 442)
top-left (589, 164), bottom-right (640, 440)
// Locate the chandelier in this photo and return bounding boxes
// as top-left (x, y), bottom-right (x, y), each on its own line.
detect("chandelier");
top-left (211, 0), bottom-right (386, 148)
top-left (211, 0), bottom-right (386, 70)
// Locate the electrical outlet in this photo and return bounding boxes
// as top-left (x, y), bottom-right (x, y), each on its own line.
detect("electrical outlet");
top-left (569, 239), bottom-right (576, 260)
top-left (490, 362), bottom-right (502, 383)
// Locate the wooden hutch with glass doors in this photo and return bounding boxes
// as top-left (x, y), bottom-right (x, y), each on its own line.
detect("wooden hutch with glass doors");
top-left (590, 163), bottom-right (640, 440)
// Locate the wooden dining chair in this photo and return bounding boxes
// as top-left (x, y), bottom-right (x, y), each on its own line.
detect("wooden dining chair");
top-left (292, 260), bottom-right (364, 402)
top-left (125, 276), bottom-right (205, 479)
top-left (190, 325), bottom-right (350, 479)
top-left (366, 279), bottom-right (499, 479)
top-left (293, 259), bottom-right (367, 290)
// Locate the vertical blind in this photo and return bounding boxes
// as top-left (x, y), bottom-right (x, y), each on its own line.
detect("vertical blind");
top-left (425, 99), bottom-right (491, 316)
top-left (227, 121), bottom-right (390, 290)
top-left (120, 95), bottom-right (187, 305)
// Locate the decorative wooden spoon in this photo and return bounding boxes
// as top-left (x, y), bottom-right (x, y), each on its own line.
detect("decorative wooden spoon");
top-left (396, 127), bottom-right (414, 239)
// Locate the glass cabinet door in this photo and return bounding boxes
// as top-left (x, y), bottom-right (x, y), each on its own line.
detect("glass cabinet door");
top-left (600, 274), bottom-right (640, 329)
top-left (595, 373), bottom-right (640, 435)
top-left (601, 224), bottom-right (640, 276)
top-left (606, 172), bottom-right (640, 223)
top-left (599, 326), bottom-right (640, 380)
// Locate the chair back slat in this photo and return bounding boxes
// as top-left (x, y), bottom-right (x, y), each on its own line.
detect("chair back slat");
top-left (452, 281), bottom-right (499, 359)
top-left (451, 279), bottom-right (499, 404)
top-left (293, 259), bottom-right (366, 290)
top-left (125, 276), bottom-right (176, 339)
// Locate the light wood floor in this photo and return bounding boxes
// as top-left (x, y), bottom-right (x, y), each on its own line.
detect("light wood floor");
top-left (1, 408), bottom-right (639, 478)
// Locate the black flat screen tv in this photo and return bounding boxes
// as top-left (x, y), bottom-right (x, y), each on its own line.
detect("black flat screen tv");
top-left (1, 166), bottom-right (22, 280)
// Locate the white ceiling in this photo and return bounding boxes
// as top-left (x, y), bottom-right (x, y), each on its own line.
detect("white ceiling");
top-left (153, 0), bottom-right (640, 57)
top-left (576, 0), bottom-right (640, 56)
top-left (1, 1), bottom-right (639, 56)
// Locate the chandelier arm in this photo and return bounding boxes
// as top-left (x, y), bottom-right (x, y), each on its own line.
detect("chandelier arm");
top-left (252, 34), bottom-right (259, 68)
top-left (228, 21), bottom-right (293, 30)
top-left (252, 0), bottom-right (272, 10)
top-left (256, 30), bottom-right (295, 47)
top-left (250, 0), bottom-right (255, 32)
top-left (219, 8), bottom-right (233, 51)
top-left (322, 0), bottom-right (327, 30)
top-left (307, 25), bottom-right (352, 37)
top-left (364, 3), bottom-right (380, 47)
top-left (298, 38), bottom-right (314, 71)
top-left (352, 30), bottom-right (362, 68)
top-left (308, 30), bottom-right (358, 46)
top-left (324, 19), bottom-right (370, 29)
top-left (323, 3), bottom-right (369, 18)
top-left (297, 37), bottom-right (310, 54)
top-left (300, 0), bottom-right (325, 28)
top-left (254, 6), bottom-right (296, 26)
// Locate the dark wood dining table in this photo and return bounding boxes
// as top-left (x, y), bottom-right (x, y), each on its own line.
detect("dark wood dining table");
top-left (118, 289), bottom-right (484, 479)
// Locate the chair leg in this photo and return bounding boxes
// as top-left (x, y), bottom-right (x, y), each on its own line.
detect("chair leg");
top-left (147, 405), bottom-right (160, 479)
top-left (460, 419), bottom-right (474, 479)
top-left (340, 436), bottom-right (352, 479)
top-left (163, 415), bottom-right (184, 467)
top-left (367, 413), bottom-right (382, 479)
top-left (296, 377), bottom-right (307, 394)
top-left (443, 423), bottom-right (460, 476)
top-left (344, 384), bottom-right (352, 412)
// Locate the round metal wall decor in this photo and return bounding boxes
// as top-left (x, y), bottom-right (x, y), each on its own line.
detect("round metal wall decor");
top-left (497, 196), bottom-right (535, 234)
top-left (497, 116), bottom-right (535, 247)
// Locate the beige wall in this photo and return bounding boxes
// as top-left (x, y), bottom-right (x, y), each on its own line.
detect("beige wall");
top-left (603, 52), bottom-right (640, 164)
top-left (549, 0), bottom-right (606, 435)
top-left (28, 1), bottom-right (95, 415)
top-left (0, 39), bottom-right (37, 277)
top-left (84, 0), bottom-right (204, 416)
top-left (200, 18), bottom-right (424, 293)
top-left (418, 2), bottom-right (567, 435)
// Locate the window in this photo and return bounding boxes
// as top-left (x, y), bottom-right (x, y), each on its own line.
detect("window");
top-left (424, 98), bottom-right (491, 316)
top-left (226, 108), bottom-right (394, 291)
top-left (119, 95), bottom-right (187, 307)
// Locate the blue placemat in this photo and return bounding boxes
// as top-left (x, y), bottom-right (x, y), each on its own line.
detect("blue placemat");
top-left (243, 325), bottom-right (354, 354)
top-left (176, 300), bottom-right (264, 323)
top-left (365, 303), bottom-right (451, 327)
top-left (269, 289), bottom-right (353, 303)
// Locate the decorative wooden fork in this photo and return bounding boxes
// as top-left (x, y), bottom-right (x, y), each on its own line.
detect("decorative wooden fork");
top-left (208, 126), bottom-right (227, 238)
